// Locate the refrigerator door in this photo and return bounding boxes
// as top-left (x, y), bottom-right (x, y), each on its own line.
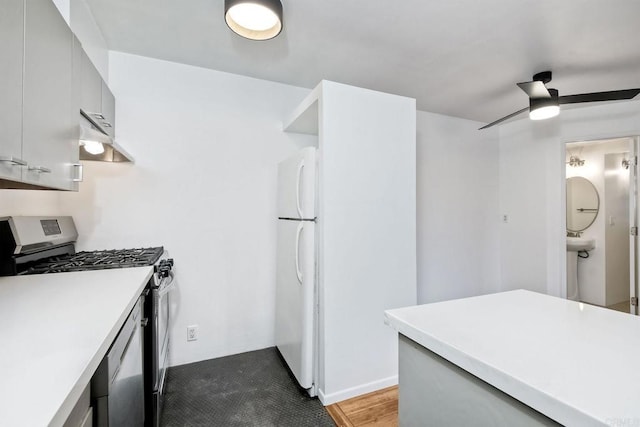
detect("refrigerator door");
top-left (277, 147), bottom-right (316, 220)
top-left (275, 219), bottom-right (315, 390)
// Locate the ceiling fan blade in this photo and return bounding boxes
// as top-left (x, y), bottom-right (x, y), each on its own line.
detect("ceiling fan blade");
top-left (559, 88), bottom-right (640, 105)
top-left (517, 81), bottom-right (550, 99)
top-left (479, 107), bottom-right (529, 130)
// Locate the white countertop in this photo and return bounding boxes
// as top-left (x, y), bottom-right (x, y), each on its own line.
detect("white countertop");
top-left (385, 290), bottom-right (640, 427)
top-left (0, 267), bottom-right (153, 427)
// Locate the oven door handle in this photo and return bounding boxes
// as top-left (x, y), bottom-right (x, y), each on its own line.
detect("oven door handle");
top-left (158, 272), bottom-right (176, 297)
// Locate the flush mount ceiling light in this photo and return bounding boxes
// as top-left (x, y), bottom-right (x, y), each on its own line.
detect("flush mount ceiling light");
top-left (529, 88), bottom-right (559, 120)
top-left (224, 0), bottom-right (283, 41)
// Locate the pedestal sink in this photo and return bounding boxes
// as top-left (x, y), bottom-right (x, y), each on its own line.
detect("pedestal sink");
top-left (566, 237), bottom-right (596, 301)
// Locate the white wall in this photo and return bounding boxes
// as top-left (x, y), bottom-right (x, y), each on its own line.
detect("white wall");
top-left (604, 151), bottom-right (631, 306)
top-left (416, 111), bottom-right (501, 303)
top-left (499, 101), bottom-right (640, 299)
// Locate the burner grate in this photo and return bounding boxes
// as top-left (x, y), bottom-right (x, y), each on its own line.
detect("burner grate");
top-left (19, 247), bottom-right (164, 275)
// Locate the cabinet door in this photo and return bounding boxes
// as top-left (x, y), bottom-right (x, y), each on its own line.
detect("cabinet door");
top-left (80, 49), bottom-right (103, 118)
top-left (0, 0), bottom-right (25, 183)
top-left (69, 35), bottom-right (82, 191)
top-left (101, 82), bottom-right (116, 138)
top-left (22, 0), bottom-right (75, 190)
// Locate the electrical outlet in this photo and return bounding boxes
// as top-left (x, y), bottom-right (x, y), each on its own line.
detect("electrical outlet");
top-left (187, 325), bottom-right (198, 341)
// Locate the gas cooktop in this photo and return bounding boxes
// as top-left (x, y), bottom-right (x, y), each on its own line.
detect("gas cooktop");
top-left (19, 247), bottom-right (164, 275)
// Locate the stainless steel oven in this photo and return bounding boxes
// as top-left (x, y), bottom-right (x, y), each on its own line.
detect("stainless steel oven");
top-left (146, 259), bottom-right (174, 427)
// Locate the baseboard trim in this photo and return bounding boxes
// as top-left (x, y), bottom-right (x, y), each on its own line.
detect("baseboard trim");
top-left (318, 375), bottom-right (398, 405)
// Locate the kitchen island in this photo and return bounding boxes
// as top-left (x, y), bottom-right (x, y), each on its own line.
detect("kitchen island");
top-left (0, 267), bottom-right (153, 427)
top-left (385, 290), bottom-right (640, 426)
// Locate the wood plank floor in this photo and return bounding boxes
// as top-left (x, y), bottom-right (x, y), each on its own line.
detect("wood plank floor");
top-left (326, 386), bottom-right (398, 427)
top-left (607, 300), bottom-right (631, 313)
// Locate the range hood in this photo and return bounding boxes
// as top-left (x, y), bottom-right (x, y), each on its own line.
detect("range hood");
top-left (79, 111), bottom-right (134, 162)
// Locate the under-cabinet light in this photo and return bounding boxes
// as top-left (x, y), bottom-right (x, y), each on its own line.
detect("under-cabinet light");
top-left (80, 140), bottom-right (105, 155)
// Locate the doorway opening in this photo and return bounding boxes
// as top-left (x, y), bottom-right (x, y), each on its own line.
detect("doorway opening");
top-left (564, 136), bottom-right (638, 314)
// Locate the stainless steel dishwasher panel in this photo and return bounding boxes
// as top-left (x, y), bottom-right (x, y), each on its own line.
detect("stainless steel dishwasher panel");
top-left (92, 297), bottom-right (144, 427)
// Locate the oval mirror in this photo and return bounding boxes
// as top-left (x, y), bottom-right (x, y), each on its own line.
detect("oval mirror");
top-left (566, 176), bottom-right (599, 232)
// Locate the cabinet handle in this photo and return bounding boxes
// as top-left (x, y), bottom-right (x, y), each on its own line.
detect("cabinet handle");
top-left (72, 163), bottom-right (83, 182)
top-left (0, 156), bottom-right (27, 166)
top-left (101, 122), bottom-right (113, 128)
top-left (28, 166), bottom-right (52, 173)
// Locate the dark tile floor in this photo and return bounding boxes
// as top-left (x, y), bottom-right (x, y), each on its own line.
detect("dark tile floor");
top-left (161, 347), bottom-right (335, 426)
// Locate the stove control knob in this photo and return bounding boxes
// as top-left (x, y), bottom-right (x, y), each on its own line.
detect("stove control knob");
top-left (158, 260), bottom-right (172, 277)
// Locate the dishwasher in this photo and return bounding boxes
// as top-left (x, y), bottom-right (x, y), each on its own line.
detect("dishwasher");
top-left (92, 297), bottom-right (145, 427)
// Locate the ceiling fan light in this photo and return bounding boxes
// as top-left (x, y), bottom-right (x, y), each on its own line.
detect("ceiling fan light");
top-left (529, 105), bottom-right (559, 120)
top-left (225, 0), bottom-right (283, 41)
top-left (529, 88), bottom-right (559, 121)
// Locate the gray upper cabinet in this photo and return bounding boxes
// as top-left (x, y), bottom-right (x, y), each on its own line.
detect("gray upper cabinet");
top-left (101, 82), bottom-right (116, 138)
top-left (22, 0), bottom-right (75, 190)
top-left (0, 0), bottom-right (117, 191)
top-left (80, 49), bottom-right (103, 117)
top-left (80, 48), bottom-right (116, 138)
top-left (0, 0), bottom-right (26, 183)
top-left (70, 35), bottom-right (82, 191)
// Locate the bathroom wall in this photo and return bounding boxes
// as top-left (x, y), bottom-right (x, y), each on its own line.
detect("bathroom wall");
top-left (565, 139), bottom-right (631, 306)
top-left (604, 151), bottom-right (631, 306)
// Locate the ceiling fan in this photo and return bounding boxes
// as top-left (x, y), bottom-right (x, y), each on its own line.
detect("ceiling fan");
top-left (479, 71), bottom-right (640, 129)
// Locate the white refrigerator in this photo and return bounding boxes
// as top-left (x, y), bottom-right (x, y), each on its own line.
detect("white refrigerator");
top-left (275, 147), bottom-right (317, 394)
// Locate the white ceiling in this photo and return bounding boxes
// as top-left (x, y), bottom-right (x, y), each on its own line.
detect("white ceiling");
top-left (85, 0), bottom-right (640, 124)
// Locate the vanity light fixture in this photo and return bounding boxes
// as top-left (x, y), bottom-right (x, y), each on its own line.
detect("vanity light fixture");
top-left (529, 89), bottom-right (560, 121)
top-left (567, 155), bottom-right (585, 167)
top-left (224, 0), bottom-right (283, 41)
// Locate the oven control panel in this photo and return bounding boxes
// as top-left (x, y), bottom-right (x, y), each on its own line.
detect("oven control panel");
top-left (40, 219), bottom-right (61, 236)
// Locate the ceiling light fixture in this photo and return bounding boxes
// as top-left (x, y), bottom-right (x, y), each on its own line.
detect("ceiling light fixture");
top-left (529, 88), bottom-right (560, 121)
top-left (224, 0), bottom-right (283, 41)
